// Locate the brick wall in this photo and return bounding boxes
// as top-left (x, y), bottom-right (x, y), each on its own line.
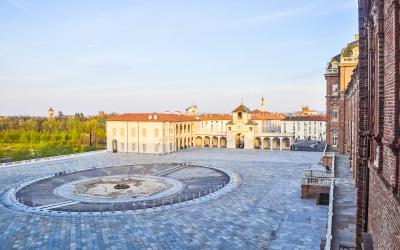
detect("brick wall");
top-left (339, 0), bottom-right (400, 249)
top-left (325, 73), bottom-right (340, 147)
top-left (300, 184), bottom-right (330, 200)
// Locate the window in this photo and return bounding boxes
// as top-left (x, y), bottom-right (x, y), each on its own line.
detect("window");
top-left (238, 112), bottom-right (242, 119)
top-left (142, 128), bottom-right (147, 137)
top-left (120, 128), bottom-right (125, 136)
top-left (332, 83), bottom-right (339, 96)
top-left (332, 130), bottom-right (338, 147)
top-left (142, 144), bottom-right (146, 152)
top-left (332, 108), bottom-right (338, 121)
top-left (131, 143), bottom-right (136, 151)
top-left (131, 128), bottom-right (136, 137)
top-left (112, 128), bottom-right (116, 136)
top-left (154, 128), bottom-right (159, 137)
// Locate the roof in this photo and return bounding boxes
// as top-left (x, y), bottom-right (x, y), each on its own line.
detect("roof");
top-left (232, 104), bottom-right (251, 113)
top-left (251, 111), bottom-right (287, 120)
top-left (198, 114), bottom-right (231, 121)
top-left (185, 105), bottom-right (197, 111)
top-left (246, 120), bottom-right (258, 125)
top-left (107, 113), bottom-right (197, 122)
top-left (283, 115), bottom-right (326, 122)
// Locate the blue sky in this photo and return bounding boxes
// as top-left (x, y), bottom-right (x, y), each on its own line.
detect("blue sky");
top-left (0, 0), bottom-right (358, 116)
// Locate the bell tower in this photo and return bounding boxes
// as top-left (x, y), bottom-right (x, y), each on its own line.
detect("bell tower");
top-left (261, 96), bottom-right (265, 112)
top-left (48, 107), bottom-right (54, 121)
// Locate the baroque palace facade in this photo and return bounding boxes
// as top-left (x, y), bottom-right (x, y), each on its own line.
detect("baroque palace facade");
top-left (325, 1), bottom-right (400, 249)
top-left (106, 103), bottom-right (297, 154)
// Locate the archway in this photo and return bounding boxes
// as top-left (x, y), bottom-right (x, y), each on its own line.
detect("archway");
top-left (220, 137), bottom-right (227, 148)
top-left (254, 137), bottom-right (261, 149)
top-left (282, 137), bottom-right (290, 150)
top-left (195, 136), bottom-right (202, 147)
top-left (235, 133), bottom-right (244, 148)
top-left (212, 136), bottom-right (218, 147)
top-left (204, 136), bottom-right (210, 147)
top-left (112, 139), bottom-right (118, 153)
top-left (263, 137), bottom-right (271, 149)
top-left (272, 137), bottom-right (280, 150)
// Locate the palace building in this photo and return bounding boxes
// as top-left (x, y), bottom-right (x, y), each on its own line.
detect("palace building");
top-left (325, 35), bottom-right (359, 152)
top-left (106, 102), bottom-right (295, 154)
top-left (324, 1), bottom-right (400, 248)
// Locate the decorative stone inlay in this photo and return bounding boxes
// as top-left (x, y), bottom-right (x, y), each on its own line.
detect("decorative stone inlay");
top-left (54, 174), bottom-right (183, 203)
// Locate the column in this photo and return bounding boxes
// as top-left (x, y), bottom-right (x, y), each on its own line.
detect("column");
top-left (261, 137), bottom-right (264, 149)
top-left (270, 137), bottom-right (273, 150)
top-left (202, 137), bottom-right (205, 147)
top-left (217, 136), bottom-right (221, 148)
top-left (280, 137), bottom-right (283, 151)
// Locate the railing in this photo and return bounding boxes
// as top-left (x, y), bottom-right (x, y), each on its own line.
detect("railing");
top-left (325, 68), bottom-right (338, 74)
top-left (0, 150), bottom-right (107, 168)
top-left (301, 177), bottom-right (331, 186)
top-left (323, 143), bottom-right (328, 156)
top-left (324, 152), bottom-right (335, 250)
top-left (304, 169), bottom-right (334, 178)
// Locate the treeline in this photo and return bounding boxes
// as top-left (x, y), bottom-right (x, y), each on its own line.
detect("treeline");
top-left (0, 115), bottom-right (107, 161)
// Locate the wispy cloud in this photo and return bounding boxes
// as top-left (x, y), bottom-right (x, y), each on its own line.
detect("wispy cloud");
top-left (222, 5), bottom-right (313, 29)
top-left (6, 0), bottom-right (30, 11)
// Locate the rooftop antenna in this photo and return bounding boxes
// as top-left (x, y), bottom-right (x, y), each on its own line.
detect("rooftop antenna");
top-left (241, 96), bottom-right (244, 105)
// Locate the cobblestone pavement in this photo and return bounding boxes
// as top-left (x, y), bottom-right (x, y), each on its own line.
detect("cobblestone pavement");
top-left (331, 154), bottom-right (356, 249)
top-left (0, 148), bottom-right (328, 250)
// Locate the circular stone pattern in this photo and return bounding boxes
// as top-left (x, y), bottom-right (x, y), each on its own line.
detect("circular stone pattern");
top-left (7, 163), bottom-right (233, 214)
top-left (54, 175), bottom-right (183, 203)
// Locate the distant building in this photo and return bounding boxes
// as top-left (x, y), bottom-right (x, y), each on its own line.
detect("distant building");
top-left (106, 101), bottom-right (294, 154)
top-left (281, 115), bottom-right (326, 141)
top-left (48, 107), bottom-right (54, 121)
top-left (294, 106), bottom-right (318, 117)
top-left (325, 35), bottom-right (359, 151)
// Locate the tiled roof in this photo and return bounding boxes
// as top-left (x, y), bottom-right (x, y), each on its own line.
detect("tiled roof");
top-left (232, 104), bottom-right (251, 113)
top-left (283, 115), bottom-right (326, 121)
top-left (252, 111), bottom-right (287, 120)
top-left (198, 114), bottom-right (232, 121)
top-left (107, 113), bottom-right (197, 122)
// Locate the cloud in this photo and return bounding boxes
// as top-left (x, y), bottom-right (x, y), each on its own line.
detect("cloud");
top-left (6, 0), bottom-right (30, 11)
top-left (222, 5), bottom-right (313, 29)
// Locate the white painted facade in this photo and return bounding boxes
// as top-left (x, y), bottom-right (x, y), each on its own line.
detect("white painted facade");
top-left (280, 118), bottom-right (326, 141)
top-left (106, 104), bottom-right (295, 154)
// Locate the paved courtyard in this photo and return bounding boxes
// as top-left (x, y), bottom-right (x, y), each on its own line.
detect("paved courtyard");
top-left (0, 149), bottom-right (328, 249)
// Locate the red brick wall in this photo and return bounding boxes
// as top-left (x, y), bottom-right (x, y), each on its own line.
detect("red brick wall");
top-left (325, 73), bottom-right (340, 148)
top-left (301, 184), bottom-right (330, 200)
top-left (368, 169), bottom-right (400, 249)
top-left (344, 0), bottom-right (400, 249)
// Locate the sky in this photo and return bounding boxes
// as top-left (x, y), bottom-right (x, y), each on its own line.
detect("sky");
top-left (0, 0), bottom-right (358, 116)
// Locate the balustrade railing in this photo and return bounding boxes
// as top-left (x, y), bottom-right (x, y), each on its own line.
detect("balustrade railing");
top-left (1, 150), bottom-right (106, 168)
top-left (301, 177), bottom-right (331, 186)
top-left (304, 169), bottom-right (334, 178)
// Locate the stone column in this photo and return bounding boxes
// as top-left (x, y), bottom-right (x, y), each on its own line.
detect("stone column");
top-left (217, 136), bottom-right (221, 148)
top-left (270, 137), bottom-right (273, 150)
top-left (202, 137), bottom-right (204, 147)
top-left (261, 137), bottom-right (264, 149)
top-left (280, 137), bottom-right (283, 151)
